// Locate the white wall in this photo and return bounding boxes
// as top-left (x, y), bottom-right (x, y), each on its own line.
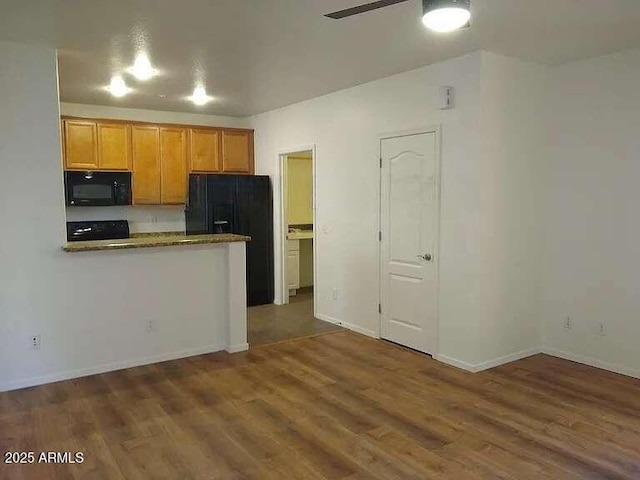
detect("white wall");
top-left (60, 102), bottom-right (250, 233)
top-left (287, 155), bottom-right (313, 226)
top-left (541, 48), bottom-right (640, 378)
top-left (251, 51), bottom-right (482, 346)
top-left (61, 102), bottom-right (249, 128)
top-left (250, 51), bottom-right (546, 368)
top-left (469, 53), bottom-right (547, 367)
top-left (65, 206), bottom-right (186, 234)
top-left (0, 42), bottom-right (231, 391)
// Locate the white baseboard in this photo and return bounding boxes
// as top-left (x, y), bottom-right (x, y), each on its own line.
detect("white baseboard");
top-left (0, 344), bottom-right (225, 393)
top-left (226, 343), bottom-right (250, 353)
top-left (474, 347), bottom-right (542, 372)
top-left (315, 313), bottom-right (341, 326)
top-left (315, 313), bottom-right (379, 339)
top-left (541, 347), bottom-right (640, 380)
top-left (313, 313), bottom-right (342, 326)
top-left (433, 354), bottom-right (479, 372)
top-left (435, 347), bottom-right (541, 373)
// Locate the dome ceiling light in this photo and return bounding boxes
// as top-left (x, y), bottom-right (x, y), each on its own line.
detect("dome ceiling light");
top-left (324, 0), bottom-right (471, 33)
top-left (422, 0), bottom-right (471, 33)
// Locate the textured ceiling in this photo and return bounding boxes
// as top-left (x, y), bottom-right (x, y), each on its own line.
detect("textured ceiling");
top-left (2, 0), bottom-right (640, 116)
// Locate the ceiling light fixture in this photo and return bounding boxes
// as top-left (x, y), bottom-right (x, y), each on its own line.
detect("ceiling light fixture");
top-left (105, 76), bottom-right (131, 98)
top-left (422, 0), bottom-right (471, 33)
top-left (127, 53), bottom-right (157, 81)
top-left (188, 86), bottom-right (213, 106)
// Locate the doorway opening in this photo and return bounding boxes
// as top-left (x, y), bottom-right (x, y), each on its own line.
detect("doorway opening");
top-left (247, 147), bottom-right (341, 346)
top-left (283, 150), bottom-right (315, 303)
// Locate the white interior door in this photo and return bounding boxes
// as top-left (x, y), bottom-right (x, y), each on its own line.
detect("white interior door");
top-left (380, 131), bottom-right (439, 354)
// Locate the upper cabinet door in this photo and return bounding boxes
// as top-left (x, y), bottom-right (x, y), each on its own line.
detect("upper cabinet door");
top-left (97, 123), bottom-right (131, 171)
top-left (160, 128), bottom-right (188, 205)
top-left (190, 129), bottom-right (220, 172)
top-left (222, 130), bottom-right (254, 174)
top-left (132, 126), bottom-right (161, 205)
top-left (64, 120), bottom-right (98, 170)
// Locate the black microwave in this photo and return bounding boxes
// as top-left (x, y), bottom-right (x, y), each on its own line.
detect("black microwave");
top-left (64, 171), bottom-right (132, 206)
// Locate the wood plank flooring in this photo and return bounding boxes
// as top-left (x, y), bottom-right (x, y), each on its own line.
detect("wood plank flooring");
top-left (1, 330), bottom-right (640, 479)
top-left (248, 289), bottom-right (342, 346)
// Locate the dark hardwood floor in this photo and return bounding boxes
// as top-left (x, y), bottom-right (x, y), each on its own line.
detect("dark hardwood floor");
top-left (1, 330), bottom-right (640, 479)
top-left (248, 288), bottom-right (342, 346)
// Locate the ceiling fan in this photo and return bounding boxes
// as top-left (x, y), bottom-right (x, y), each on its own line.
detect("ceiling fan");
top-left (325, 0), bottom-right (471, 33)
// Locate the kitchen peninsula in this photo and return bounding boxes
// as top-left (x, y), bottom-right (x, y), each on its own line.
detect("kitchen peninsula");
top-left (58, 231), bottom-right (251, 371)
top-left (63, 232), bottom-right (249, 252)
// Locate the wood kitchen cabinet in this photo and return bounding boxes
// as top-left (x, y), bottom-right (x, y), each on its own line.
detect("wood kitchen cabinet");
top-left (64, 120), bottom-right (98, 170)
top-left (193, 128), bottom-right (254, 174)
top-left (222, 130), bottom-right (254, 174)
top-left (97, 123), bottom-right (131, 171)
top-left (287, 239), bottom-right (300, 294)
top-left (132, 125), bottom-right (161, 205)
top-left (64, 119), bottom-right (131, 171)
top-left (190, 129), bottom-right (221, 172)
top-left (62, 116), bottom-right (254, 204)
top-left (160, 128), bottom-right (188, 204)
top-left (133, 126), bottom-right (188, 205)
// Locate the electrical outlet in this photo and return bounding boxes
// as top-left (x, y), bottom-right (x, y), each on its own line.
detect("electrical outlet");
top-left (30, 334), bottom-right (41, 350)
top-left (564, 316), bottom-right (573, 331)
top-left (332, 288), bottom-right (338, 301)
top-left (146, 320), bottom-right (158, 333)
top-left (597, 322), bottom-right (606, 336)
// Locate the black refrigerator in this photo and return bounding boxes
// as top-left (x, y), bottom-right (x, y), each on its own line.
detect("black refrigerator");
top-left (186, 174), bottom-right (274, 307)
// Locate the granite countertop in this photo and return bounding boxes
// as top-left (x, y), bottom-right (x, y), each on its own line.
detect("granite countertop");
top-left (63, 233), bottom-right (251, 253)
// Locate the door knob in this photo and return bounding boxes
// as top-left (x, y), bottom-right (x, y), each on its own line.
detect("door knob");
top-left (417, 253), bottom-right (433, 262)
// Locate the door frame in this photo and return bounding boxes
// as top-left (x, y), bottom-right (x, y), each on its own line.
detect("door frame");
top-left (277, 144), bottom-right (317, 317)
top-left (378, 126), bottom-right (442, 354)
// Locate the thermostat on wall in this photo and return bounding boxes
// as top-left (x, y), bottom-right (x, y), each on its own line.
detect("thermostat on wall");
top-left (438, 86), bottom-right (454, 110)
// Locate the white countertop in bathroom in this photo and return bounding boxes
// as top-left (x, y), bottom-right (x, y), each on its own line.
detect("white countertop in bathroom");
top-left (287, 230), bottom-right (313, 240)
